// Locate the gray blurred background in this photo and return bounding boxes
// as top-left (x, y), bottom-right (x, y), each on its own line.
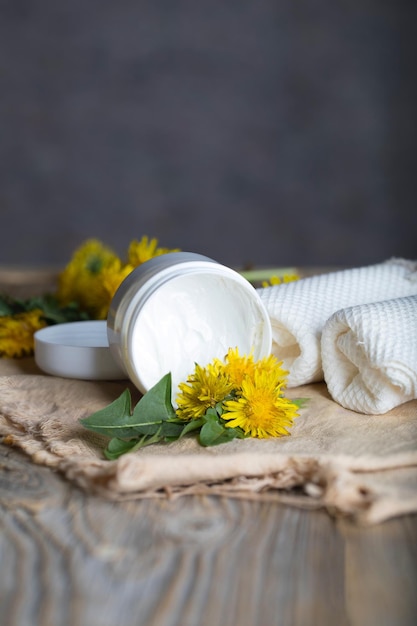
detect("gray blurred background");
top-left (1, 0), bottom-right (416, 270)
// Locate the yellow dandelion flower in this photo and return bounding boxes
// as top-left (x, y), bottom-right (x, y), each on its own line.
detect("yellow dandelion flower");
top-left (60, 239), bottom-right (119, 279)
top-left (261, 273), bottom-right (300, 288)
top-left (91, 260), bottom-right (135, 319)
top-left (254, 353), bottom-right (290, 389)
top-left (0, 309), bottom-right (47, 358)
top-left (57, 240), bottom-right (127, 318)
top-left (176, 361), bottom-right (234, 420)
top-left (127, 235), bottom-right (180, 267)
top-left (223, 347), bottom-right (256, 387)
top-left (222, 370), bottom-right (298, 438)
top-left (57, 239), bottom-right (119, 300)
top-left (224, 348), bottom-right (289, 389)
top-left (283, 273), bottom-right (300, 283)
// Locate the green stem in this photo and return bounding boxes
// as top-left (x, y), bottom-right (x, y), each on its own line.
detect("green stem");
top-left (239, 267), bottom-right (298, 282)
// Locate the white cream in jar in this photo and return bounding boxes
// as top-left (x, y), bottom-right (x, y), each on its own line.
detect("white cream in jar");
top-left (107, 252), bottom-right (272, 399)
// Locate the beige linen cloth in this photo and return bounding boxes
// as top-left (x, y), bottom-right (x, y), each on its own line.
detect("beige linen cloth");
top-left (257, 258), bottom-right (417, 387)
top-left (322, 296), bottom-right (417, 414)
top-left (0, 358), bottom-right (416, 525)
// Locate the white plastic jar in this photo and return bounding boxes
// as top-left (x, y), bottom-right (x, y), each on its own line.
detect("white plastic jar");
top-left (107, 252), bottom-right (272, 396)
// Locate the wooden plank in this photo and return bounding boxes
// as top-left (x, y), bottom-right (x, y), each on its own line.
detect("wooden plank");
top-left (3, 443), bottom-right (416, 626)
top-left (0, 444), bottom-right (345, 626)
top-left (341, 517), bottom-right (417, 626)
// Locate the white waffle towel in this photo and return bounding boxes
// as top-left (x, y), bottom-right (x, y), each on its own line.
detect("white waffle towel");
top-left (257, 259), bottom-right (417, 387)
top-left (321, 296), bottom-right (417, 414)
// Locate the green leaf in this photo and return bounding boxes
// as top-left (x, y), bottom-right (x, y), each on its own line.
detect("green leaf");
top-left (104, 437), bottom-right (142, 459)
top-left (198, 410), bottom-right (242, 447)
top-left (80, 374), bottom-right (179, 440)
top-left (103, 429), bottom-right (165, 459)
top-left (291, 397), bottom-right (309, 409)
top-left (128, 373), bottom-right (182, 437)
top-left (199, 420), bottom-right (241, 446)
top-left (0, 294), bottom-right (25, 316)
top-left (79, 388), bottom-right (138, 438)
top-left (179, 416), bottom-right (206, 438)
top-left (0, 292), bottom-right (90, 323)
top-left (35, 296), bottom-right (91, 324)
top-left (0, 298), bottom-right (14, 316)
top-left (132, 372), bottom-right (177, 430)
top-left (159, 421), bottom-right (185, 438)
top-left (205, 407), bottom-right (220, 420)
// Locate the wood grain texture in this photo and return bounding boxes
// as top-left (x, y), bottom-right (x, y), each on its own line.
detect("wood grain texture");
top-left (1, 443), bottom-right (416, 626)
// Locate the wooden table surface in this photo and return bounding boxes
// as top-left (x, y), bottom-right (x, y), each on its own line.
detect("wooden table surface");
top-left (1, 443), bottom-right (417, 626)
top-left (1, 267), bottom-right (416, 626)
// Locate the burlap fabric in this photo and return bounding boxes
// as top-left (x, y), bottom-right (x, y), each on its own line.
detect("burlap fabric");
top-left (0, 357), bottom-right (416, 525)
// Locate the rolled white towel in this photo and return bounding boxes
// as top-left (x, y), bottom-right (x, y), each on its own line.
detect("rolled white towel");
top-left (257, 259), bottom-right (417, 387)
top-left (321, 296), bottom-right (417, 414)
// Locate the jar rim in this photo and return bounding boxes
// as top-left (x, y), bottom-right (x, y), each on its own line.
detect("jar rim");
top-left (108, 260), bottom-right (272, 396)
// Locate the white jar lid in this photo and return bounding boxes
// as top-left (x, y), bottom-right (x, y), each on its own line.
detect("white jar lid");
top-left (34, 321), bottom-right (126, 380)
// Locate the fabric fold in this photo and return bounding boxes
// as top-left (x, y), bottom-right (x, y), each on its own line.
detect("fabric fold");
top-left (321, 295), bottom-right (417, 414)
top-left (1, 371), bottom-right (417, 524)
top-left (257, 258), bottom-right (417, 387)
